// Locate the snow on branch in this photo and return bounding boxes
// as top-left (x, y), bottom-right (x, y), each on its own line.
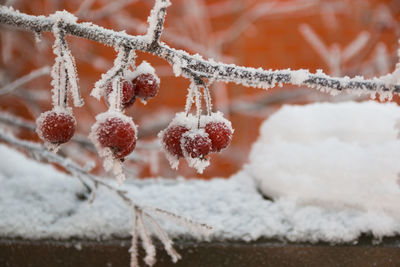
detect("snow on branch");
top-left (145, 0), bottom-right (171, 47)
top-left (1, 5), bottom-right (400, 99)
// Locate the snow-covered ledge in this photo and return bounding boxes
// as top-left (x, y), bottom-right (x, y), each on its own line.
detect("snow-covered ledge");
top-left (1, 101), bottom-right (400, 266)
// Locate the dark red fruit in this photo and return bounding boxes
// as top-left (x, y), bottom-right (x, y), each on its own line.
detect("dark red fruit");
top-left (96, 117), bottom-right (136, 159)
top-left (105, 80), bottom-right (136, 108)
top-left (36, 111), bottom-right (76, 144)
top-left (205, 121), bottom-right (233, 152)
top-left (162, 125), bottom-right (189, 158)
top-left (132, 73), bottom-right (159, 100)
top-left (181, 131), bottom-right (212, 159)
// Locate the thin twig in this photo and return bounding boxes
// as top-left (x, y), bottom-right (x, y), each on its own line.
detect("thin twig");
top-left (0, 66), bottom-right (50, 95)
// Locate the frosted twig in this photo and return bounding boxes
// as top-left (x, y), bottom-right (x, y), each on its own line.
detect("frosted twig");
top-left (144, 206), bottom-right (212, 236)
top-left (50, 14), bottom-right (84, 108)
top-left (1, 6), bottom-right (398, 98)
top-left (129, 211), bottom-right (140, 267)
top-left (144, 211), bottom-right (181, 263)
top-left (91, 45), bottom-right (133, 101)
top-left (0, 130), bottom-right (210, 266)
top-left (183, 68), bottom-right (212, 116)
top-left (216, 0), bottom-right (318, 48)
top-left (137, 209), bottom-right (157, 266)
top-left (342, 32), bottom-right (370, 62)
top-left (86, 0), bottom-right (138, 21)
top-left (74, 0), bottom-right (96, 17)
top-left (0, 66), bottom-right (50, 95)
top-left (146, 0), bottom-right (171, 48)
top-left (184, 82), bottom-right (196, 116)
top-left (299, 24), bottom-right (331, 64)
top-left (0, 112), bottom-right (36, 131)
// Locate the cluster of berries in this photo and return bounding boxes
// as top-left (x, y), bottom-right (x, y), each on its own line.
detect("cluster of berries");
top-left (36, 59), bottom-right (234, 175)
top-left (105, 70), bottom-right (159, 110)
top-left (159, 112), bottom-right (233, 173)
top-left (36, 62), bottom-right (159, 162)
top-left (91, 63), bottom-right (160, 160)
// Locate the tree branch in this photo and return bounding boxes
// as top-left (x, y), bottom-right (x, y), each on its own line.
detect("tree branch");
top-left (1, 5), bottom-right (399, 98)
top-left (0, 66), bottom-right (50, 95)
top-left (145, 0), bottom-right (170, 48)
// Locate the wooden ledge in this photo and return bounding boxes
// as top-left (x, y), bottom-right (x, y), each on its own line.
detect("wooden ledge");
top-left (1, 236), bottom-right (399, 267)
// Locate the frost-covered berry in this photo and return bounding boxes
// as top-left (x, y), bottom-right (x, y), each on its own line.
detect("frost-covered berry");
top-left (181, 130), bottom-right (212, 159)
top-left (205, 121), bottom-right (233, 152)
top-left (161, 125), bottom-right (189, 158)
top-left (133, 73), bottom-right (159, 100)
top-left (105, 80), bottom-right (136, 108)
top-left (92, 115), bottom-right (137, 159)
top-left (36, 110), bottom-right (76, 144)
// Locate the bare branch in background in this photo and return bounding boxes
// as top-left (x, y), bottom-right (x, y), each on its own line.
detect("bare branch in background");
top-left (0, 66), bottom-right (50, 95)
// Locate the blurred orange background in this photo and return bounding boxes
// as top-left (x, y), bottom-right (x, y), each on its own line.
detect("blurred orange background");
top-left (0, 0), bottom-right (399, 179)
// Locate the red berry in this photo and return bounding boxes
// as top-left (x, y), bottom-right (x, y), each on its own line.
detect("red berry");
top-left (133, 73), bottom-right (159, 100)
top-left (95, 117), bottom-right (136, 159)
top-left (205, 121), bottom-right (233, 152)
top-left (181, 131), bottom-right (212, 159)
top-left (105, 80), bottom-right (136, 108)
top-left (36, 110), bottom-right (76, 144)
top-left (162, 125), bottom-right (189, 158)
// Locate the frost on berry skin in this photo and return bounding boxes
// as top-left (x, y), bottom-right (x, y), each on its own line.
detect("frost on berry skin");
top-left (205, 121), bottom-right (233, 152)
top-left (95, 116), bottom-right (136, 159)
top-left (36, 108), bottom-right (76, 145)
top-left (133, 73), bottom-right (159, 101)
top-left (158, 112), bottom-right (197, 169)
top-left (202, 111), bottom-right (234, 152)
top-left (163, 125), bottom-right (189, 156)
top-left (105, 80), bottom-right (136, 109)
top-left (181, 129), bottom-right (212, 174)
top-left (89, 111), bottom-right (138, 184)
top-left (159, 125), bottom-right (189, 169)
top-left (181, 130), bottom-right (212, 159)
top-left (129, 61), bottom-right (160, 104)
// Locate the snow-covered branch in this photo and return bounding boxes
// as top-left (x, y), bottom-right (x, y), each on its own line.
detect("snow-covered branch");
top-left (145, 0), bottom-right (170, 48)
top-left (1, 5), bottom-right (400, 99)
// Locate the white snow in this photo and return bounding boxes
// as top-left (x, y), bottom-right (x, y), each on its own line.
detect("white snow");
top-left (248, 101), bottom-right (400, 221)
top-left (1, 101), bottom-right (400, 243)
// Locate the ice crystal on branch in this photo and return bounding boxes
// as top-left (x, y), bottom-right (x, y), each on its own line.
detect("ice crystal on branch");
top-left (1, 5), bottom-right (400, 97)
top-left (49, 11), bottom-right (83, 108)
top-left (91, 45), bottom-right (135, 105)
top-left (145, 0), bottom-right (171, 45)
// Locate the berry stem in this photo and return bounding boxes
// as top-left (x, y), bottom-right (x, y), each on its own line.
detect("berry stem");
top-left (64, 68), bottom-right (69, 108)
top-left (202, 83), bottom-right (212, 116)
top-left (106, 45), bottom-right (133, 111)
top-left (184, 82), bottom-right (195, 117)
top-left (194, 84), bottom-right (202, 127)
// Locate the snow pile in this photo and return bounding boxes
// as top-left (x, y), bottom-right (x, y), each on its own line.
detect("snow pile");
top-left (248, 101), bottom-right (400, 220)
